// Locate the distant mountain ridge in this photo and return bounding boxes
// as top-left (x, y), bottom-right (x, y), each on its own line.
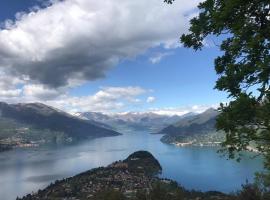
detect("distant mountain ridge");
top-left (0, 102), bottom-right (120, 146)
top-left (159, 108), bottom-right (219, 135)
top-left (158, 108), bottom-right (224, 145)
top-left (77, 111), bottom-right (194, 132)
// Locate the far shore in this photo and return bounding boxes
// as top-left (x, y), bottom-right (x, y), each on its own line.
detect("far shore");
top-left (171, 141), bottom-right (260, 153)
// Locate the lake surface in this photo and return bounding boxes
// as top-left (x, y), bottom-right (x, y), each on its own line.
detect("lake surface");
top-left (0, 132), bottom-right (263, 200)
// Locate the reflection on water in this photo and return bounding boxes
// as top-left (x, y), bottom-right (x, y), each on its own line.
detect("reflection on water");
top-left (0, 132), bottom-right (263, 200)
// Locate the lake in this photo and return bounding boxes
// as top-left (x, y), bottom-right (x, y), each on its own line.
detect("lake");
top-left (0, 132), bottom-right (263, 200)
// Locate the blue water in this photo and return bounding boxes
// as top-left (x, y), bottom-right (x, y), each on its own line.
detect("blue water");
top-left (0, 132), bottom-right (263, 200)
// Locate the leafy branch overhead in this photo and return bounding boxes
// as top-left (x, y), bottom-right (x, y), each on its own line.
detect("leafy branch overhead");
top-left (172, 0), bottom-right (270, 171)
top-left (181, 0), bottom-right (270, 153)
top-left (164, 0), bottom-right (175, 4)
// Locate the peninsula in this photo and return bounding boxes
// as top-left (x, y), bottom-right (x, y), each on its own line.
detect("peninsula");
top-left (18, 151), bottom-right (231, 200)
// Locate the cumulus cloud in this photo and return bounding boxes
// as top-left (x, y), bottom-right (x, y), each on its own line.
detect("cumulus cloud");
top-left (0, 0), bottom-right (209, 114)
top-left (0, 0), bottom-right (200, 88)
top-left (0, 71), bottom-right (24, 100)
top-left (149, 52), bottom-right (174, 64)
top-left (146, 96), bottom-right (156, 103)
top-left (45, 86), bottom-right (148, 113)
top-left (22, 84), bottom-right (66, 100)
top-left (0, 89), bottom-right (21, 98)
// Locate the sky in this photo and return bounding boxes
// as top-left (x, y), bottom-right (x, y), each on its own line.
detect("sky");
top-left (0, 0), bottom-right (228, 115)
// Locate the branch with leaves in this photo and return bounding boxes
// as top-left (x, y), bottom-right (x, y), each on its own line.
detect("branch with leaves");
top-left (168, 0), bottom-right (270, 189)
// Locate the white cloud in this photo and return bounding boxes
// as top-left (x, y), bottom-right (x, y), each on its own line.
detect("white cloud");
top-left (22, 84), bottom-right (66, 100)
top-left (0, 89), bottom-right (22, 98)
top-left (146, 96), bottom-right (156, 103)
top-left (149, 52), bottom-right (174, 64)
top-left (0, 79), bottom-right (222, 115)
top-left (148, 104), bottom-right (219, 116)
top-left (0, 0), bottom-right (200, 88)
top-left (45, 86), bottom-right (148, 113)
top-left (0, 85), bottom-right (146, 113)
top-left (0, 71), bottom-right (24, 99)
top-left (0, 0), bottom-right (210, 115)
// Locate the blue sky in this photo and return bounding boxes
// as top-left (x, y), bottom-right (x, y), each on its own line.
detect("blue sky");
top-left (0, 0), bottom-right (228, 114)
top-left (0, 0), bottom-right (38, 21)
top-left (70, 46), bottom-right (227, 109)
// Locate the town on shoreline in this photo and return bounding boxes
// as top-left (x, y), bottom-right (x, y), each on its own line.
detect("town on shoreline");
top-left (17, 151), bottom-right (234, 200)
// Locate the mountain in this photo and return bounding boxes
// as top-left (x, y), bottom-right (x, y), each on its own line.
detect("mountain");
top-left (0, 102), bottom-right (121, 146)
top-left (123, 151), bottom-right (162, 175)
top-left (159, 108), bottom-right (224, 145)
top-left (18, 151), bottom-right (231, 200)
top-left (174, 108), bottom-right (219, 128)
top-left (77, 111), bottom-right (190, 133)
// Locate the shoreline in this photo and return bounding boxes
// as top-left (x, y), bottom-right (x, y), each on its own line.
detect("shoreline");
top-left (169, 141), bottom-right (260, 153)
top-left (17, 151), bottom-right (231, 200)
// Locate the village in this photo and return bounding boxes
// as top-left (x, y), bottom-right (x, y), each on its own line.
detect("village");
top-left (18, 151), bottom-right (169, 200)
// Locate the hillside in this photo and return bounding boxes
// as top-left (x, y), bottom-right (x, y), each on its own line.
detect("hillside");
top-left (0, 102), bottom-right (121, 148)
top-left (159, 108), bottom-right (225, 146)
top-left (18, 151), bottom-right (231, 200)
top-left (123, 151), bottom-right (162, 175)
top-left (77, 112), bottom-right (189, 133)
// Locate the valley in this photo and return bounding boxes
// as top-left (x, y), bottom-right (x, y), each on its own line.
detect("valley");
top-left (76, 111), bottom-right (187, 133)
top-left (0, 102), bottom-right (224, 152)
top-left (79, 108), bottom-right (226, 148)
top-left (0, 102), bottom-right (263, 200)
top-left (0, 0), bottom-right (268, 199)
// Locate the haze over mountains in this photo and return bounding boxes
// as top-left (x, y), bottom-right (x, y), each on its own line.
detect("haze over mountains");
top-left (76, 111), bottom-right (195, 133)
top-left (76, 108), bottom-right (224, 146)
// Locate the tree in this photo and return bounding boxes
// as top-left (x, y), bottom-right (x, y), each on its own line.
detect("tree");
top-left (166, 0), bottom-right (270, 188)
top-left (149, 183), bottom-right (168, 200)
top-left (238, 183), bottom-right (262, 200)
top-left (93, 189), bottom-right (126, 200)
top-left (135, 190), bottom-right (148, 200)
top-left (164, 0), bottom-right (175, 4)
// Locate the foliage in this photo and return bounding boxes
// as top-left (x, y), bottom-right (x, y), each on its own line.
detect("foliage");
top-left (164, 0), bottom-right (175, 4)
top-left (166, 0), bottom-right (270, 188)
top-left (237, 182), bottom-right (263, 200)
top-left (93, 190), bottom-right (126, 200)
top-left (124, 151), bottom-right (162, 175)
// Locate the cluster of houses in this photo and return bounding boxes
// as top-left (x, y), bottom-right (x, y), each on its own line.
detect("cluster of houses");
top-left (19, 161), bottom-right (158, 199)
top-left (18, 151), bottom-right (167, 200)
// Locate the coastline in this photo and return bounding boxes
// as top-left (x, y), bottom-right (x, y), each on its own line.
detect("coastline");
top-left (17, 151), bottom-right (231, 200)
top-left (169, 141), bottom-right (260, 153)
